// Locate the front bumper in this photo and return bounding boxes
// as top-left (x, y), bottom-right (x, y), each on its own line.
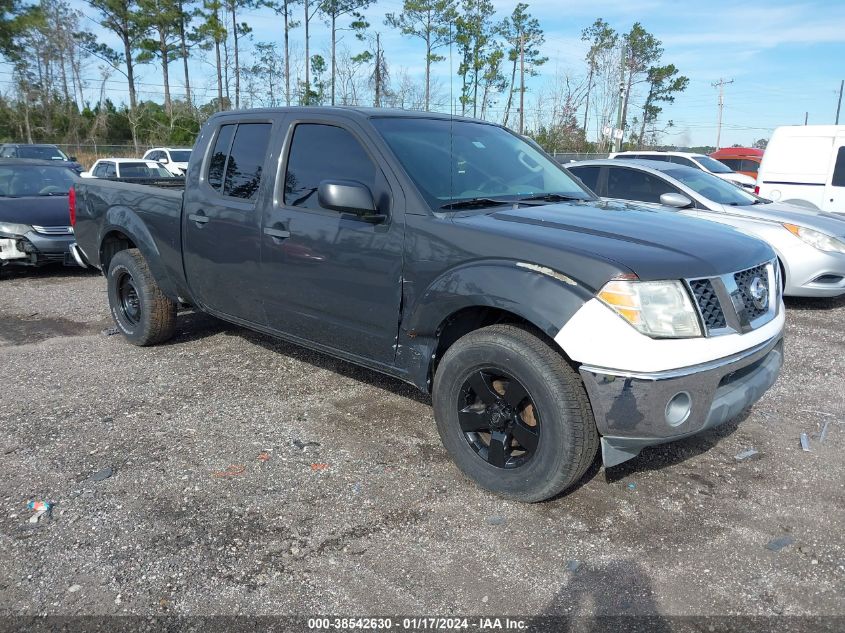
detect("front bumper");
top-left (0, 231), bottom-right (75, 266)
top-left (782, 247), bottom-right (845, 297)
top-left (579, 334), bottom-right (784, 467)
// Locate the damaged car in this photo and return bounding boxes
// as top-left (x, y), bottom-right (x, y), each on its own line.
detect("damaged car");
top-left (0, 159), bottom-right (78, 268)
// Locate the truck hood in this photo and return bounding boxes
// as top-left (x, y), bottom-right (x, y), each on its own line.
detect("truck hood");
top-left (453, 199), bottom-right (774, 282)
top-left (0, 195), bottom-right (71, 227)
top-left (724, 201), bottom-right (845, 238)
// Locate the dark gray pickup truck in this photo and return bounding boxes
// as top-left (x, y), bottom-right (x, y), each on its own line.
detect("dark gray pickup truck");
top-left (70, 107), bottom-right (785, 501)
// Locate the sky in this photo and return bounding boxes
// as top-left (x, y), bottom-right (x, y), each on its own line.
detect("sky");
top-left (37, 0), bottom-right (845, 147)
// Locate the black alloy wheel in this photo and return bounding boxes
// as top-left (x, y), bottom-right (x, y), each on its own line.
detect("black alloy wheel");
top-left (458, 368), bottom-right (540, 469)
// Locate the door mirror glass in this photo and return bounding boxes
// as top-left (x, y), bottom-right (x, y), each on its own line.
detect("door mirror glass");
top-left (318, 180), bottom-right (378, 217)
top-left (660, 192), bottom-right (693, 208)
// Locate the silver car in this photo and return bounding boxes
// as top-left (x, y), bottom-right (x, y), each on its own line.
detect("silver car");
top-left (568, 159), bottom-right (845, 297)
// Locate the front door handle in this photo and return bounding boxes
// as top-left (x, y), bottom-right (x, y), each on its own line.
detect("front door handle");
top-left (188, 213), bottom-right (209, 225)
top-left (264, 226), bottom-right (290, 239)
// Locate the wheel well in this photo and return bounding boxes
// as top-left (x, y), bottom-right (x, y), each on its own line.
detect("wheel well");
top-left (430, 307), bottom-right (566, 385)
top-left (100, 231), bottom-right (136, 272)
top-left (777, 257), bottom-right (787, 290)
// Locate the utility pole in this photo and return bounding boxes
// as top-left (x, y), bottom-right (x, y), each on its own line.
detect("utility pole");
top-left (712, 77), bottom-right (734, 149)
top-left (518, 32), bottom-right (525, 135)
top-left (804, 112), bottom-right (809, 125)
top-left (836, 80), bottom-right (843, 125)
top-left (614, 43), bottom-right (626, 152)
top-left (374, 33), bottom-right (382, 107)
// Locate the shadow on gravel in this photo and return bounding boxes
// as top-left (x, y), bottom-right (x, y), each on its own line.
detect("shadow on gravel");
top-left (0, 263), bottom-right (99, 281)
top-left (784, 294), bottom-right (845, 311)
top-left (0, 314), bottom-right (108, 345)
top-left (602, 409), bottom-right (748, 483)
top-left (537, 558), bottom-right (670, 626)
top-left (164, 309), bottom-right (431, 405)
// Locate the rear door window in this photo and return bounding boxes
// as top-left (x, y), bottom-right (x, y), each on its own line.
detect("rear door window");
top-left (207, 125), bottom-right (236, 191)
top-left (205, 123), bottom-right (271, 199)
top-left (833, 146), bottom-right (845, 187)
top-left (222, 124), bottom-right (272, 199)
top-left (605, 166), bottom-right (679, 203)
top-left (284, 124), bottom-right (377, 210)
top-left (569, 166), bottom-right (601, 193)
top-left (671, 156), bottom-right (697, 168)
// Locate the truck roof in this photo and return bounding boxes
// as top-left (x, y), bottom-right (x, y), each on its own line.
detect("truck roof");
top-left (207, 106), bottom-right (491, 125)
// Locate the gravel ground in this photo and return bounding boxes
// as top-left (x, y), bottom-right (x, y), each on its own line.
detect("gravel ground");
top-left (0, 265), bottom-right (843, 621)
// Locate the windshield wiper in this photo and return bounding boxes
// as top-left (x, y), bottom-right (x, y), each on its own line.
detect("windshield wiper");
top-left (517, 193), bottom-right (591, 203)
top-left (440, 197), bottom-right (514, 210)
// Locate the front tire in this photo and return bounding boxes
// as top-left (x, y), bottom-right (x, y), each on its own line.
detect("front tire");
top-left (106, 248), bottom-right (176, 346)
top-left (432, 325), bottom-right (599, 502)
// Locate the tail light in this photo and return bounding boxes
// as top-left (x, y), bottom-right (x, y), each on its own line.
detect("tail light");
top-left (68, 185), bottom-right (76, 226)
top-left (754, 185), bottom-right (760, 195)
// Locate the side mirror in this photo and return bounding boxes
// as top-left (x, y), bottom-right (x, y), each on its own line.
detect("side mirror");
top-left (318, 180), bottom-right (383, 222)
top-left (659, 192), bottom-right (693, 209)
top-left (69, 156), bottom-right (78, 162)
top-left (159, 157), bottom-right (169, 164)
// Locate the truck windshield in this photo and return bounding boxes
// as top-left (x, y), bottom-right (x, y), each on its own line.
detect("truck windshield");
top-left (664, 168), bottom-right (762, 206)
top-left (371, 117), bottom-right (594, 210)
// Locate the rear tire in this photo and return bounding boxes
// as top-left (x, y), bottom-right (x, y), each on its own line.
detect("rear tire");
top-left (106, 248), bottom-right (176, 346)
top-left (432, 324), bottom-right (599, 502)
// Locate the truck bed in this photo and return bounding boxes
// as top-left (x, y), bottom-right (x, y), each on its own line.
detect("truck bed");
top-left (73, 177), bottom-right (188, 300)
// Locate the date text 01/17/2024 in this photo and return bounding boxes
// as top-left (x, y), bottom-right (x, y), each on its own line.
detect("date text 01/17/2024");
top-left (306, 617), bottom-right (529, 630)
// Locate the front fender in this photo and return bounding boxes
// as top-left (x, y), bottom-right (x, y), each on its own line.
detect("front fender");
top-left (397, 260), bottom-right (595, 390)
top-left (99, 206), bottom-right (178, 300)
top-left (405, 261), bottom-right (594, 339)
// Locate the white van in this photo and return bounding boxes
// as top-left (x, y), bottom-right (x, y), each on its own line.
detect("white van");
top-left (756, 125), bottom-right (845, 213)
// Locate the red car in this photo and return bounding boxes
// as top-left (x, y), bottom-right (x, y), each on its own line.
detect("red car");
top-left (710, 147), bottom-right (764, 180)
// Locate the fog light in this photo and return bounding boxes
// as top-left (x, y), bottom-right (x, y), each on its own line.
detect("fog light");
top-left (665, 392), bottom-right (691, 427)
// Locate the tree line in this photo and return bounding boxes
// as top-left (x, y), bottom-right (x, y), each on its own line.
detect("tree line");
top-left (0, 0), bottom-right (689, 154)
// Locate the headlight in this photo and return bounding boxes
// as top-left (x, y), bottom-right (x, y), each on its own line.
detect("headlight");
top-left (598, 279), bottom-right (702, 338)
top-left (784, 224), bottom-right (845, 254)
top-left (0, 222), bottom-right (33, 237)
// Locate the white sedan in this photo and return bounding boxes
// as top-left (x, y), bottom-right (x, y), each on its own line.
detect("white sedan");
top-left (81, 159), bottom-right (176, 179)
top-left (569, 158), bottom-right (845, 298)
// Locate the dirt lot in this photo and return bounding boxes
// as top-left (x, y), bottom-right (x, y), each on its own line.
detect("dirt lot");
top-left (0, 265), bottom-right (843, 622)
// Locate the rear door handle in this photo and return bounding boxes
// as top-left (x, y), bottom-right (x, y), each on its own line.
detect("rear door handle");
top-left (264, 226), bottom-right (290, 239)
top-left (188, 213), bottom-right (209, 224)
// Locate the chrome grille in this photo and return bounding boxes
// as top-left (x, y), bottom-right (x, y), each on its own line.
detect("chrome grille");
top-left (32, 225), bottom-right (73, 235)
top-left (689, 279), bottom-right (727, 330)
top-left (734, 264), bottom-right (769, 321)
top-left (687, 259), bottom-right (777, 337)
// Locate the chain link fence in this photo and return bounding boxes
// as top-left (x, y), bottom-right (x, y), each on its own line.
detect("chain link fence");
top-left (551, 152), bottom-right (610, 163)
